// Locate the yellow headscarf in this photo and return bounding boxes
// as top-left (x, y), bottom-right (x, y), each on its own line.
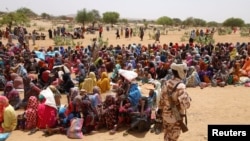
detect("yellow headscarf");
top-left (80, 78), bottom-right (94, 93)
top-left (230, 48), bottom-right (237, 61)
top-left (89, 72), bottom-right (97, 86)
top-left (97, 72), bottom-right (110, 93)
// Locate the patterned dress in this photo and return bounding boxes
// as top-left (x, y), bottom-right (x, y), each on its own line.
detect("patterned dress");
top-left (25, 96), bottom-right (38, 130)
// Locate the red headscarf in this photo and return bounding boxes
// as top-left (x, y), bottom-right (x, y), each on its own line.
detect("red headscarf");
top-left (0, 96), bottom-right (9, 123)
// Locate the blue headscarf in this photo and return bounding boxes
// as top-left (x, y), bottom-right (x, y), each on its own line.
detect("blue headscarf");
top-left (128, 83), bottom-right (141, 107)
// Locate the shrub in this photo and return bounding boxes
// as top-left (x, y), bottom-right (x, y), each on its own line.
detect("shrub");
top-left (195, 35), bottom-right (215, 45)
top-left (218, 27), bottom-right (232, 35)
top-left (240, 27), bottom-right (250, 37)
top-left (53, 36), bottom-right (76, 46)
top-left (26, 23), bottom-right (31, 27)
top-left (38, 26), bottom-right (45, 31)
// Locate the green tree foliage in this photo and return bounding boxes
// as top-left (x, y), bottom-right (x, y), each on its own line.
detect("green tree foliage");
top-left (76, 8), bottom-right (94, 25)
top-left (89, 9), bottom-right (101, 27)
top-left (156, 16), bottom-right (173, 26)
top-left (182, 17), bottom-right (206, 27)
top-left (119, 18), bottom-right (128, 24)
top-left (245, 23), bottom-right (250, 27)
top-left (102, 12), bottom-right (120, 25)
top-left (58, 15), bottom-right (69, 20)
top-left (143, 19), bottom-right (149, 29)
top-left (172, 18), bottom-right (182, 26)
top-left (223, 17), bottom-right (245, 27)
top-left (182, 17), bottom-right (195, 26)
top-left (16, 7), bottom-right (37, 18)
top-left (207, 21), bottom-right (219, 27)
top-left (193, 18), bottom-right (206, 27)
top-left (0, 11), bottom-right (6, 16)
top-left (41, 12), bottom-right (51, 19)
top-left (0, 12), bottom-right (30, 31)
top-left (90, 9), bottom-right (101, 21)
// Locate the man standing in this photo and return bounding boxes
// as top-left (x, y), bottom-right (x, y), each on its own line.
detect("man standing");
top-left (32, 30), bottom-right (36, 46)
top-left (155, 29), bottom-right (160, 43)
top-left (99, 26), bottom-right (103, 38)
top-left (158, 62), bottom-right (191, 141)
top-left (189, 30), bottom-right (196, 45)
top-left (116, 28), bottom-right (120, 39)
top-left (48, 29), bottom-right (53, 39)
top-left (139, 27), bottom-right (144, 41)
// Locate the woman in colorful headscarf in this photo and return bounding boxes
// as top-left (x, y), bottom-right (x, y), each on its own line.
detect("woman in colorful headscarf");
top-left (3, 82), bottom-right (20, 109)
top-left (89, 86), bottom-right (102, 109)
top-left (49, 85), bottom-right (62, 108)
top-left (47, 56), bottom-right (54, 71)
top-left (10, 73), bottom-right (24, 89)
top-left (37, 88), bottom-right (57, 129)
top-left (14, 76), bottom-right (24, 90)
top-left (0, 96), bottom-right (17, 132)
top-left (105, 57), bottom-right (114, 73)
top-left (97, 72), bottom-right (110, 93)
top-left (97, 95), bottom-right (118, 132)
top-left (149, 62), bottom-right (156, 79)
top-left (58, 73), bottom-right (74, 94)
top-left (68, 87), bottom-right (79, 104)
top-left (94, 57), bottom-right (103, 69)
top-left (186, 66), bottom-right (204, 88)
top-left (98, 64), bottom-right (107, 80)
top-left (124, 96), bottom-right (151, 135)
top-left (79, 72), bottom-right (97, 94)
top-left (4, 65), bottom-right (12, 82)
top-left (0, 69), bottom-right (6, 91)
top-left (25, 96), bottom-right (38, 130)
top-left (81, 95), bottom-right (98, 134)
top-left (22, 75), bottom-right (41, 108)
top-left (111, 64), bottom-right (121, 82)
top-left (64, 95), bottom-right (82, 126)
top-left (126, 63), bottom-right (133, 71)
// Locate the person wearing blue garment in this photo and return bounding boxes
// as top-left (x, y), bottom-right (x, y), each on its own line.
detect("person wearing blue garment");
top-left (127, 80), bottom-right (142, 108)
top-left (111, 64), bottom-right (121, 82)
top-left (0, 58), bottom-right (4, 69)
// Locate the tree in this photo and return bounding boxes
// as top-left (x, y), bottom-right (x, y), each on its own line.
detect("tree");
top-left (245, 23), bottom-right (250, 27)
top-left (90, 9), bottom-right (101, 21)
top-left (57, 15), bottom-right (68, 20)
top-left (172, 18), bottom-right (182, 26)
top-left (16, 7), bottom-right (37, 18)
top-left (119, 18), bottom-right (128, 25)
top-left (41, 12), bottom-right (51, 20)
top-left (207, 21), bottom-right (219, 27)
top-left (75, 8), bottom-right (94, 26)
top-left (89, 9), bottom-right (101, 27)
top-left (156, 16), bottom-right (173, 27)
top-left (182, 17), bottom-right (195, 26)
top-left (102, 12), bottom-right (120, 26)
top-left (0, 12), bottom-right (30, 31)
top-left (223, 17), bottom-right (245, 27)
top-left (0, 11), bottom-right (6, 16)
top-left (143, 19), bottom-right (149, 29)
top-left (193, 18), bottom-right (206, 27)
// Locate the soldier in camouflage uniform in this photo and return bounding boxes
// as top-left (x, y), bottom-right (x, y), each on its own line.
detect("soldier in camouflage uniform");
top-left (159, 62), bottom-right (190, 141)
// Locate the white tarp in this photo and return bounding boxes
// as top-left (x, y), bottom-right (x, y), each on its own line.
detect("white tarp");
top-left (118, 69), bottom-right (138, 82)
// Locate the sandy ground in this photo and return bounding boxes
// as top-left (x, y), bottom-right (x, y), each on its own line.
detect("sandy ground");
top-left (1, 20), bottom-right (250, 141)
